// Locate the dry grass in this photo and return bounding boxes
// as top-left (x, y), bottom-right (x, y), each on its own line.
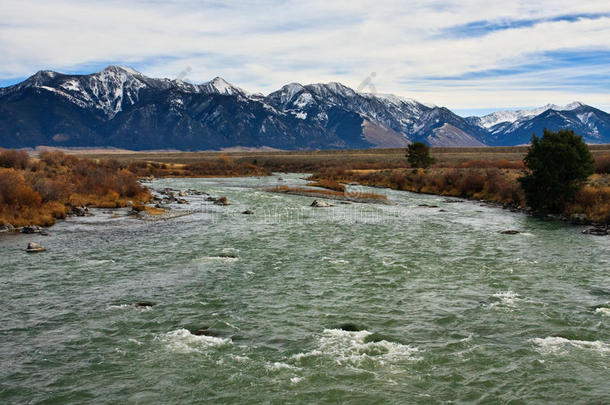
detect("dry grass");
top-left (306, 179), bottom-right (346, 192)
top-left (567, 185), bottom-right (610, 223)
top-left (311, 167), bottom-right (526, 206)
top-left (76, 144), bottom-right (610, 175)
top-left (144, 206), bottom-right (167, 215)
top-left (595, 154), bottom-right (610, 174)
top-left (269, 185), bottom-right (387, 200)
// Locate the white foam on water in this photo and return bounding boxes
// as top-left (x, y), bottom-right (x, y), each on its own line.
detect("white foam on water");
top-left (162, 328), bottom-right (231, 353)
top-left (531, 336), bottom-right (610, 355)
top-left (107, 304), bottom-right (131, 310)
top-left (84, 259), bottom-right (116, 267)
top-left (322, 256), bottom-right (349, 264)
top-left (291, 329), bottom-right (420, 366)
top-left (329, 259), bottom-right (349, 264)
top-left (265, 361), bottom-right (300, 371)
top-left (595, 307), bottom-right (610, 316)
top-left (489, 291), bottom-right (520, 307)
top-left (221, 321), bottom-right (241, 330)
top-left (230, 354), bottom-right (250, 362)
top-left (290, 350), bottom-right (322, 361)
top-left (193, 255), bottom-right (239, 263)
top-left (290, 376), bottom-right (303, 384)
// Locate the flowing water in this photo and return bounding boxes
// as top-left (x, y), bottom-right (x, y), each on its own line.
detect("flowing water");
top-left (1, 174), bottom-right (609, 404)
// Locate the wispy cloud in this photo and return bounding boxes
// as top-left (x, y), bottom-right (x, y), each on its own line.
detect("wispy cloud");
top-left (0, 0), bottom-right (609, 113)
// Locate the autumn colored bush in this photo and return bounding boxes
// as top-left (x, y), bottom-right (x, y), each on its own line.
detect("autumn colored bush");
top-left (567, 186), bottom-right (610, 223)
top-left (0, 150), bottom-right (150, 227)
top-left (595, 154), bottom-right (610, 174)
top-left (0, 169), bottom-right (42, 208)
top-left (0, 149), bottom-right (30, 170)
top-left (30, 176), bottom-right (73, 202)
top-left (311, 167), bottom-right (525, 206)
top-left (458, 159), bottom-right (524, 169)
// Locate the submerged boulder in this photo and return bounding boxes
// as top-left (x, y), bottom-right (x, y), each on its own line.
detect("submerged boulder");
top-left (311, 199), bottom-right (333, 208)
top-left (570, 213), bottom-right (588, 225)
top-left (582, 227), bottom-right (608, 236)
top-left (500, 230), bottom-right (520, 235)
top-left (338, 323), bottom-right (362, 332)
top-left (217, 253), bottom-right (237, 259)
top-left (134, 301), bottom-right (155, 308)
top-left (0, 223), bottom-right (14, 233)
top-left (21, 225), bottom-right (41, 234)
top-left (214, 196), bottom-right (232, 206)
top-left (242, 210), bottom-right (254, 215)
top-left (70, 206), bottom-right (93, 217)
top-left (26, 242), bottom-right (45, 253)
top-left (192, 326), bottom-right (222, 337)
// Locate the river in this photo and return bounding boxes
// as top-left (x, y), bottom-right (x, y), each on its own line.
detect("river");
top-left (1, 174), bottom-right (608, 403)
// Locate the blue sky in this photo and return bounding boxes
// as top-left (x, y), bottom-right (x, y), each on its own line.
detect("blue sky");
top-left (1, 0), bottom-right (609, 116)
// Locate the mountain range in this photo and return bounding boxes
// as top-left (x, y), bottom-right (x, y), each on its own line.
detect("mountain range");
top-left (1, 66), bottom-right (609, 150)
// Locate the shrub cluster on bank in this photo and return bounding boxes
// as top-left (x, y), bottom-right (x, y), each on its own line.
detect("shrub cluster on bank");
top-left (311, 158), bottom-right (609, 224)
top-left (0, 150), bottom-right (150, 227)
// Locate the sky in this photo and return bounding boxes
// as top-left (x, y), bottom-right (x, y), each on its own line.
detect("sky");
top-left (1, 0), bottom-right (609, 116)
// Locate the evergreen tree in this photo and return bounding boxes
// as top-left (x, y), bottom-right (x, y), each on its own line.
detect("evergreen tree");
top-left (519, 129), bottom-right (594, 212)
top-left (406, 142), bottom-right (435, 168)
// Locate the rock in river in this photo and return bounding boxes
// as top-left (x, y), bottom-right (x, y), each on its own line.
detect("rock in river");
top-left (311, 199), bottom-right (333, 207)
top-left (192, 326), bottom-right (222, 337)
top-left (21, 225), bottom-right (41, 234)
top-left (26, 242), bottom-right (45, 253)
top-left (0, 223), bottom-right (15, 233)
top-left (134, 302), bottom-right (155, 308)
top-left (582, 227), bottom-right (608, 236)
top-left (214, 196), bottom-right (232, 206)
top-left (500, 230), bottom-right (520, 235)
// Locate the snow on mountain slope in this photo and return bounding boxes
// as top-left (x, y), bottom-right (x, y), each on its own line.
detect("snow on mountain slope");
top-left (478, 101), bottom-right (586, 128)
top-left (427, 123), bottom-right (486, 147)
top-left (198, 77), bottom-right (247, 97)
top-left (1, 66), bottom-right (609, 149)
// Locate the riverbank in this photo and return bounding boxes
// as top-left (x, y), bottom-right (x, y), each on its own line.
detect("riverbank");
top-left (309, 167), bottom-right (610, 226)
top-left (2, 146), bottom-right (609, 228)
top-left (0, 150), bottom-right (151, 228)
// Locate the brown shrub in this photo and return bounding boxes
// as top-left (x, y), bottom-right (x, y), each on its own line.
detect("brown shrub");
top-left (0, 169), bottom-right (42, 207)
top-left (115, 170), bottom-right (145, 197)
top-left (30, 176), bottom-right (73, 202)
top-left (595, 154), bottom-right (610, 174)
top-left (457, 171), bottom-right (486, 196)
top-left (0, 149), bottom-right (30, 169)
top-left (568, 186), bottom-right (610, 223)
top-left (459, 159), bottom-right (524, 169)
top-left (40, 150), bottom-right (69, 167)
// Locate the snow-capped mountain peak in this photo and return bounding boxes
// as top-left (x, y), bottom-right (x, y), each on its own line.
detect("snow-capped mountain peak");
top-left (478, 101), bottom-right (589, 128)
top-left (101, 65), bottom-right (143, 76)
top-left (306, 82), bottom-right (356, 98)
top-left (559, 101), bottom-right (585, 110)
top-left (199, 76), bottom-right (243, 96)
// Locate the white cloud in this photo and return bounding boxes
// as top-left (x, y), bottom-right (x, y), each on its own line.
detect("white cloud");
top-left (0, 0), bottom-right (609, 112)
